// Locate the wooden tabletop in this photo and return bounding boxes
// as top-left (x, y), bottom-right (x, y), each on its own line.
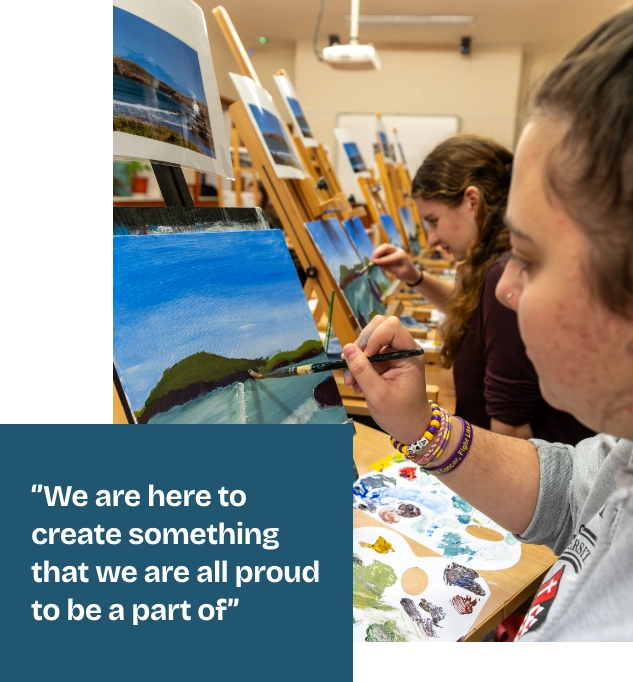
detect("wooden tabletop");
top-left (353, 422), bottom-right (556, 641)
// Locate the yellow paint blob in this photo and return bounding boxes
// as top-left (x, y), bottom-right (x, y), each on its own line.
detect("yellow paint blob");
top-left (359, 536), bottom-right (395, 554)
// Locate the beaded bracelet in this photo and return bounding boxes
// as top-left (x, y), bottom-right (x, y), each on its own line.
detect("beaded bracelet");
top-left (425, 416), bottom-right (474, 476)
top-left (389, 401), bottom-right (442, 454)
top-left (416, 412), bottom-right (452, 465)
top-left (405, 408), bottom-right (450, 465)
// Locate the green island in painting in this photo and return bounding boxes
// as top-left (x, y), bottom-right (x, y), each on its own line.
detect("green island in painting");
top-left (135, 339), bottom-right (323, 423)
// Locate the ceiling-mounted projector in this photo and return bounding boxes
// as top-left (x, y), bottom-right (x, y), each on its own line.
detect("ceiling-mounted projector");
top-left (322, 43), bottom-right (380, 70)
top-left (322, 0), bottom-right (380, 71)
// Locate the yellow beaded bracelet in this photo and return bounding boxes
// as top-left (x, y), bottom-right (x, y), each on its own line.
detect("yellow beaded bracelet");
top-left (390, 401), bottom-right (442, 455)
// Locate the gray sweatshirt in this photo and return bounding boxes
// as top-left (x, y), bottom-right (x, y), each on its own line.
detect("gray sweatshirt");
top-left (515, 434), bottom-right (633, 641)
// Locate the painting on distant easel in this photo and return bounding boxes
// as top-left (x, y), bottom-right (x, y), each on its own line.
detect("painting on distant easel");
top-left (376, 118), bottom-right (395, 163)
top-left (334, 128), bottom-right (371, 179)
top-left (306, 218), bottom-right (386, 327)
top-left (343, 143), bottom-right (367, 173)
top-left (379, 214), bottom-right (404, 249)
top-left (343, 217), bottom-right (391, 295)
top-left (398, 207), bottom-right (421, 256)
top-left (273, 74), bottom-right (317, 148)
top-left (113, 230), bottom-right (347, 424)
top-left (113, 0), bottom-right (231, 177)
top-left (231, 73), bottom-right (305, 179)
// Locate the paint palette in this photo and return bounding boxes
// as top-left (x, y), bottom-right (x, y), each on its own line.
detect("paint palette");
top-left (353, 457), bottom-right (521, 570)
top-left (353, 527), bottom-right (489, 642)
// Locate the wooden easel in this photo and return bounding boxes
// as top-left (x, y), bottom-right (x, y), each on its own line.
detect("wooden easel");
top-left (374, 113), bottom-right (409, 249)
top-left (392, 127), bottom-right (427, 248)
top-left (275, 69), bottom-right (366, 225)
top-left (357, 171), bottom-right (389, 244)
top-left (213, 6), bottom-right (402, 346)
top-left (231, 127), bottom-right (258, 207)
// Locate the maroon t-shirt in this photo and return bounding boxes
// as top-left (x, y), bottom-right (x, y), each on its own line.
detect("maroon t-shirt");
top-left (452, 253), bottom-right (595, 445)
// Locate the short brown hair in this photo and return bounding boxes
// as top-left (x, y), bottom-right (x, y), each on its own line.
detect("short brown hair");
top-left (534, 9), bottom-right (633, 316)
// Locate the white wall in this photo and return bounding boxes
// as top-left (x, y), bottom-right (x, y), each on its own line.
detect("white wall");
top-left (293, 41), bottom-right (524, 164)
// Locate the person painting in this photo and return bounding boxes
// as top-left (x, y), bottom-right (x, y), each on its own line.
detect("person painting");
top-left (371, 135), bottom-right (593, 444)
top-left (343, 8), bottom-right (633, 641)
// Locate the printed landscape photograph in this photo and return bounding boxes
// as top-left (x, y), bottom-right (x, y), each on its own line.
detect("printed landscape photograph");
top-left (113, 5), bottom-right (215, 158)
top-left (287, 97), bottom-right (313, 138)
top-left (306, 219), bottom-right (386, 328)
top-left (378, 130), bottom-right (393, 161)
top-left (248, 104), bottom-right (303, 171)
top-left (343, 142), bottom-right (367, 173)
top-left (113, 230), bottom-right (346, 425)
top-left (231, 74), bottom-right (305, 180)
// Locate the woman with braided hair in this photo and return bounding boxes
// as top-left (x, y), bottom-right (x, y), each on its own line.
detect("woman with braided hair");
top-left (371, 135), bottom-right (593, 444)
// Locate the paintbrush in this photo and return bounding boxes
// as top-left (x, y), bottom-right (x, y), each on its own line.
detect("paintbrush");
top-left (381, 278), bottom-right (401, 302)
top-left (324, 289), bottom-right (335, 354)
top-left (248, 347), bottom-right (424, 379)
top-left (357, 261), bottom-right (377, 275)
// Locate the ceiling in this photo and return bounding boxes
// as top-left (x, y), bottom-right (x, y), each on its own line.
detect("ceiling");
top-left (199, 0), bottom-right (627, 50)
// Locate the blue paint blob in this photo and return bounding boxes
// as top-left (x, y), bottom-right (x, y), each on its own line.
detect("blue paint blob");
top-left (437, 532), bottom-right (476, 557)
top-left (451, 496), bottom-right (473, 513)
top-left (457, 514), bottom-right (471, 524)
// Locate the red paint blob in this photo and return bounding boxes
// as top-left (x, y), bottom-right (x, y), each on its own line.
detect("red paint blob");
top-left (399, 466), bottom-right (418, 481)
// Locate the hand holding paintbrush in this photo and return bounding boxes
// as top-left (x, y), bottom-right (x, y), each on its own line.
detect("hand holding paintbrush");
top-left (248, 347), bottom-right (423, 378)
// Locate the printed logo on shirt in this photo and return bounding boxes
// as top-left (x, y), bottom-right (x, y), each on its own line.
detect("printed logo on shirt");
top-left (515, 567), bottom-right (565, 640)
top-left (559, 524), bottom-right (596, 574)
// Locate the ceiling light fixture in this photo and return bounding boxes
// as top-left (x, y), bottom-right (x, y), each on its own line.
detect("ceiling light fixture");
top-left (345, 15), bottom-right (476, 27)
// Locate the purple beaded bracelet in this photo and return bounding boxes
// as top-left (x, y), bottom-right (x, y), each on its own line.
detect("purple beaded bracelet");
top-left (424, 416), bottom-right (473, 477)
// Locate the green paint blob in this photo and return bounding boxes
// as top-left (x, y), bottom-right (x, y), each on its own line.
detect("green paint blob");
top-left (353, 558), bottom-right (397, 610)
top-left (438, 531), bottom-right (476, 557)
top-left (365, 620), bottom-right (407, 642)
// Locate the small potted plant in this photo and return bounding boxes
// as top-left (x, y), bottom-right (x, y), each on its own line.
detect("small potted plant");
top-left (126, 160), bottom-right (152, 194)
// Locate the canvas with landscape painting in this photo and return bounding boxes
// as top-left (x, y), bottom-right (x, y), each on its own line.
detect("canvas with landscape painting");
top-left (379, 214), bottom-right (404, 249)
top-left (306, 218), bottom-right (386, 328)
top-left (113, 229), bottom-right (347, 425)
top-left (398, 207), bottom-right (421, 256)
top-left (343, 217), bottom-right (392, 295)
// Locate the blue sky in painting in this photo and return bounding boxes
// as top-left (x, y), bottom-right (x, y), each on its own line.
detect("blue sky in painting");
top-left (380, 214), bottom-right (404, 248)
top-left (398, 207), bottom-right (415, 238)
top-left (113, 6), bottom-right (207, 104)
top-left (343, 217), bottom-right (374, 261)
top-left (305, 218), bottom-right (363, 284)
top-left (113, 231), bottom-right (319, 410)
